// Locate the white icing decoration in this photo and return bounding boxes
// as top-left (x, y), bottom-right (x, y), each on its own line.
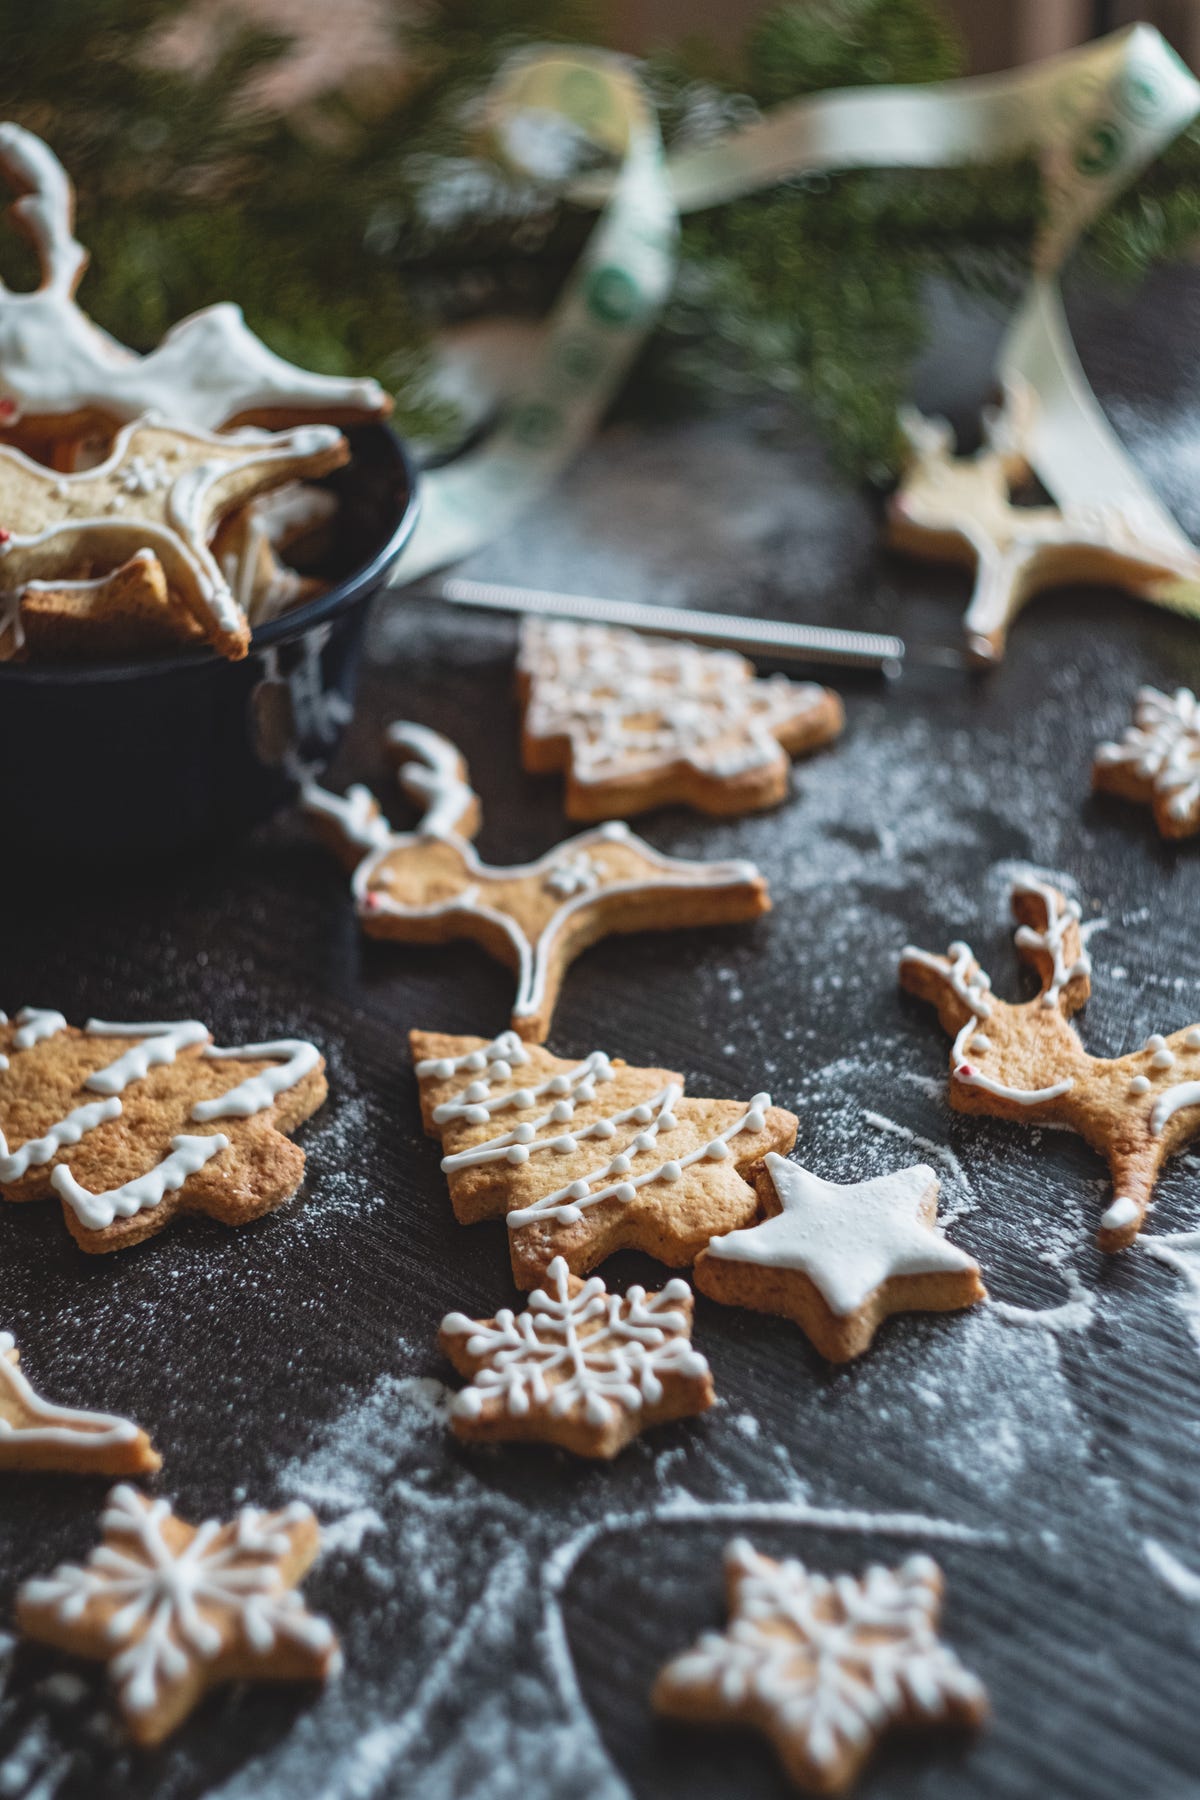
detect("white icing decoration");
top-left (83, 1020), bottom-right (209, 1094)
top-left (385, 721), bottom-right (478, 839)
top-left (52, 1133), bottom-right (231, 1231)
top-left (1012, 876), bottom-right (1090, 1008)
top-left (0, 1334), bottom-right (139, 1454)
top-left (658, 1539), bottom-right (986, 1775)
top-left (18, 1484), bottom-right (336, 1716)
top-left (441, 1255), bottom-right (708, 1427)
top-left (900, 941), bottom-right (992, 1019)
top-left (1101, 1196), bottom-right (1140, 1231)
top-left (1151, 1082), bottom-right (1200, 1138)
top-left (1095, 687), bottom-right (1200, 825)
top-left (504, 1090), bottom-right (771, 1230)
top-left (519, 616), bottom-right (833, 789)
top-left (192, 1040), bottom-right (321, 1120)
top-left (299, 781), bottom-right (392, 854)
top-left (704, 1155), bottom-right (976, 1316)
top-left (1145, 1033), bottom-right (1176, 1072)
top-left (1187, 1030), bottom-right (1200, 1050)
top-left (1128, 1075), bottom-right (1151, 1097)
top-left (12, 1007), bottom-right (66, 1051)
top-left (0, 122), bottom-right (387, 431)
top-left (542, 852), bottom-right (602, 898)
top-left (0, 1098), bottom-right (122, 1182)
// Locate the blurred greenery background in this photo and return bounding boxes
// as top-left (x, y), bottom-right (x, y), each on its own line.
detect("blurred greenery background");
top-left (6, 0), bottom-right (1200, 473)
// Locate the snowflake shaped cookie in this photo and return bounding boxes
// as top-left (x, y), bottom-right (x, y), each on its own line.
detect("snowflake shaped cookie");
top-left (518, 617), bottom-right (843, 819)
top-left (693, 1154), bottom-right (984, 1361)
top-left (439, 1255), bottom-right (713, 1457)
top-left (0, 1333), bottom-right (160, 1476)
top-left (1093, 686), bottom-right (1200, 839)
top-left (654, 1539), bottom-right (987, 1794)
top-left (17, 1484), bottom-right (340, 1745)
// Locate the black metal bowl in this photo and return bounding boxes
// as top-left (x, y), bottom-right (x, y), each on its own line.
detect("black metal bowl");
top-left (0, 421), bottom-right (418, 860)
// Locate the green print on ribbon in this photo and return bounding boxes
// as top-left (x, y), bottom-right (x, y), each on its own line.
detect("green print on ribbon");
top-left (584, 265), bottom-right (644, 327)
top-left (1074, 120), bottom-right (1125, 177)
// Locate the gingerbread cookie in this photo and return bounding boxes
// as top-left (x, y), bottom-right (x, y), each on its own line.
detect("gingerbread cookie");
top-left (888, 381), bottom-right (1200, 665)
top-left (517, 617), bottom-right (844, 819)
top-left (211, 483), bottom-right (336, 628)
top-left (653, 1539), bottom-right (987, 1794)
top-left (901, 875), bottom-right (1200, 1251)
top-left (412, 1028), bottom-right (797, 1289)
top-left (0, 1010), bottom-right (326, 1252)
top-left (17, 1484), bottom-right (340, 1745)
top-left (1093, 685), bottom-right (1200, 839)
top-left (0, 121), bottom-right (388, 440)
top-left (17, 549), bottom-right (202, 661)
top-left (0, 1333), bottom-right (160, 1475)
top-left (693, 1154), bottom-right (984, 1361)
top-left (0, 416), bottom-right (347, 661)
top-left (304, 722), bottom-right (771, 1043)
top-left (439, 1256), bottom-right (713, 1458)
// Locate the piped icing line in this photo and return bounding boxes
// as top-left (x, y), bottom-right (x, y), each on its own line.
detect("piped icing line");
top-left (900, 942), bottom-right (993, 1019)
top-left (12, 1007), bottom-right (67, 1051)
top-left (446, 1072), bottom-right (659, 1175)
top-left (386, 721), bottom-right (479, 839)
top-left (192, 1040), bottom-right (321, 1121)
top-left (51, 1133), bottom-right (231, 1231)
top-left (1012, 876), bottom-right (1091, 1008)
top-left (0, 1098), bottom-right (122, 1183)
top-left (1151, 1082), bottom-right (1200, 1138)
top-left (82, 1020), bottom-right (209, 1094)
top-left (505, 1091), bottom-right (770, 1230)
top-left (299, 780), bottom-right (393, 854)
top-left (1095, 687), bottom-right (1200, 823)
top-left (0, 1333), bottom-right (140, 1452)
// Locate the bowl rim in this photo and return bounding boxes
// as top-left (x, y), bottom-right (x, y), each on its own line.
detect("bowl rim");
top-left (0, 422), bottom-right (420, 687)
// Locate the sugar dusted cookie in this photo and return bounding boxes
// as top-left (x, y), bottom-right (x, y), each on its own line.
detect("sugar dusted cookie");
top-left (0, 416), bottom-right (347, 661)
top-left (0, 1010), bottom-right (327, 1252)
top-left (439, 1256), bottom-right (713, 1458)
top-left (888, 380), bottom-right (1200, 666)
top-left (693, 1153), bottom-right (984, 1361)
top-left (653, 1539), bottom-right (987, 1794)
top-left (900, 875), bottom-right (1200, 1251)
top-left (304, 722), bottom-right (771, 1043)
top-left (18, 549), bottom-right (203, 661)
top-left (0, 121), bottom-right (388, 440)
top-left (0, 1333), bottom-right (160, 1475)
top-left (517, 617), bottom-right (844, 819)
top-left (17, 1484), bottom-right (340, 1745)
top-left (1093, 685), bottom-right (1200, 839)
top-left (412, 1028), bottom-right (797, 1289)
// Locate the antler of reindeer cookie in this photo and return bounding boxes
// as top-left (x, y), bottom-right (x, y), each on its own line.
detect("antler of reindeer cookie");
top-left (302, 723), bottom-right (769, 1042)
top-left (901, 876), bottom-right (1200, 1251)
top-left (0, 123), bottom-right (389, 439)
top-left (887, 379), bottom-right (1200, 666)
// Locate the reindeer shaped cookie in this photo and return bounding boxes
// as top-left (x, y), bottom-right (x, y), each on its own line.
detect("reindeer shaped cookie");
top-left (0, 122), bottom-right (388, 448)
top-left (901, 876), bottom-right (1200, 1250)
top-left (303, 723), bottom-right (770, 1042)
top-left (887, 380), bottom-right (1200, 665)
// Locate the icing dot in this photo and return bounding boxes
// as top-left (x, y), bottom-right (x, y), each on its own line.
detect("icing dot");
top-left (432, 1059), bottom-right (454, 1079)
top-left (559, 1205), bottom-right (583, 1224)
top-left (1151, 1048), bottom-right (1176, 1071)
top-left (615, 1182), bottom-right (637, 1203)
top-left (464, 1106), bottom-right (489, 1126)
top-left (970, 1035), bottom-right (992, 1053)
top-left (550, 1101), bottom-right (574, 1123)
top-left (591, 1119), bottom-right (615, 1139)
top-left (464, 1081), bottom-right (489, 1103)
top-left (609, 1154), bottom-right (632, 1174)
top-left (632, 1104), bottom-right (653, 1124)
top-left (490, 1060), bottom-right (512, 1082)
top-left (660, 1161), bottom-right (683, 1181)
top-left (512, 1123), bottom-right (535, 1143)
top-left (1101, 1195), bottom-right (1140, 1231)
top-left (512, 1089), bottom-right (536, 1109)
top-left (552, 1135), bottom-right (577, 1155)
top-left (548, 1075), bottom-right (571, 1095)
top-left (1186, 1030), bottom-right (1200, 1050)
top-left (1128, 1076), bottom-right (1151, 1096)
top-left (705, 1140), bottom-right (729, 1159)
top-left (596, 1063), bottom-right (615, 1083)
top-left (658, 1112), bottom-right (678, 1131)
top-left (567, 1180), bottom-right (590, 1201)
top-left (745, 1109), bottom-right (766, 1133)
top-left (576, 1082), bottom-right (595, 1103)
top-left (506, 1145), bottom-right (530, 1165)
top-left (464, 1052), bottom-right (487, 1072)
top-left (633, 1132), bottom-right (656, 1152)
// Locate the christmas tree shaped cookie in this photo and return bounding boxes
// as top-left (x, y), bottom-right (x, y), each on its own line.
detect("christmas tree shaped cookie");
top-left (304, 722), bottom-right (771, 1043)
top-left (439, 1257), bottom-right (713, 1458)
top-left (0, 1333), bottom-right (160, 1475)
top-left (0, 1010), bottom-right (326, 1252)
top-left (654, 1540), bottom-right (987, 1794)
top-left (901, 875), bottom-right (1200, 1250)
top-left (412, 1028), bottom-right (797, 1289)
top-left (517, 617), bottom-right (844, 819)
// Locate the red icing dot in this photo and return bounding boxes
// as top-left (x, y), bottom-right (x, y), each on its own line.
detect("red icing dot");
top-left (0, 397), bottom-right (17, 423)
top-left (365, 891), bottom-right (380, 910)
top-left (0, 528), bottom-right (12, 545)
top-left (956, 1063), bottom-right (973, 1078)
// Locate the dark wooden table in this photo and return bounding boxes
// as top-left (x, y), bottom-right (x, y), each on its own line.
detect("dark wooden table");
top-left (3, 269), bottom-right (1200, 1800)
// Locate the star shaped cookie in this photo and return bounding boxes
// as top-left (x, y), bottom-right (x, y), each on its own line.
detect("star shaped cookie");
top-left (304, 722), bottom-right (771, 1043)
top-left (654, 1539), bottom-right (987, 1794)
top-left (693, 1154), bottom-right (984, 1361)
top-left (1093, 685), bottom-right (1200, 839)
top-left (887, 382), bottom-right (1200, 665)
top-left (17, 1484), bottom-right (340, 1744)
top-left (439, 1256), bottom-right (713, 1458)
top-left (412, 1028), bottom-right (797, 1289)
top-left (0, 416), bottom-right (347, 660)
top-left (0, 1333), bottom-right (160, 1475)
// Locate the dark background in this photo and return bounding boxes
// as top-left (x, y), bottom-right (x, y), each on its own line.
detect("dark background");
top-left (2, 270), bottom-right (1200, 1798)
